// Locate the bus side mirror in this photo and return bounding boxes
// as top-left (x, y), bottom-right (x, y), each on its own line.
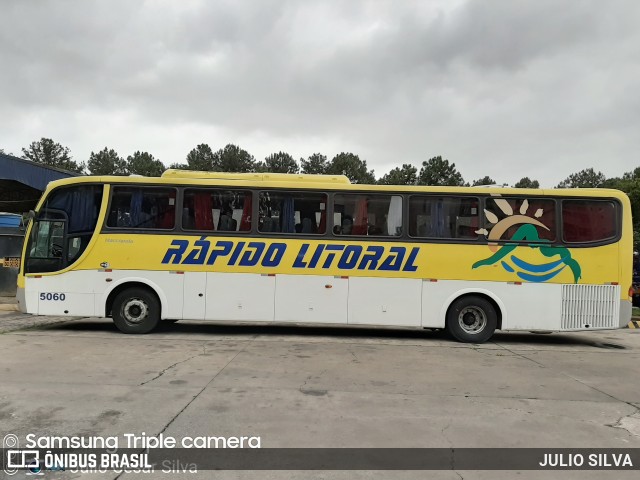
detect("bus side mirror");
top-left (27, 210), bottom-right (36, 220)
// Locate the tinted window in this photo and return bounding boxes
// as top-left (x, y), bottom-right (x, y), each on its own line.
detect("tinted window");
top-left (44, 185), bottom-right (103, 234)
top-left (26, 217), bottom-right (65, 273)
top-left (183, 189), bottom-right (252, 232)
top-left (333, 194), bottom-right (402, 236)
top-left (484, 197), bottom-right (556, 242)
top-left (28, 185), bottom-right (104, 272)
top-left (258, 191), bottom-right (327, 234)
top-left (562, 200), bottom-right (617, 243)
top-left (107, 187), bottom-right (176, 229)
top-left (409, 196), bottom-right (479, 239)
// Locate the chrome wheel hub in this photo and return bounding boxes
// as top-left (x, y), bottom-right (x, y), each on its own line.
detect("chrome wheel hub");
top-left (122, 298), bottom-right (148, 324)
top-left (458, 306), bottom-right (487, 334)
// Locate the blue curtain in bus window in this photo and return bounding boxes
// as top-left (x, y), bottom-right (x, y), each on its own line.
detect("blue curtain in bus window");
top-left (129, 190), bottom-right (143, 228)
top-left (48, 189), bottom-right (72, 214)
top-left (280, 196), bottom-right (295, 233)
top-left (48, 187), bottom-right (96, 233)
top-left (69, 187), bottom-right (96, 233)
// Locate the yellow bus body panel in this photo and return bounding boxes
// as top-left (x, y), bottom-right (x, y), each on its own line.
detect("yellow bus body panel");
top-left (19, 175), bottom-right (633, 302)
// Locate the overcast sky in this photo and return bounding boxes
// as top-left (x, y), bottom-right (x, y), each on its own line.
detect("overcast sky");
top-left (1, 0), bottom-right (638, 186)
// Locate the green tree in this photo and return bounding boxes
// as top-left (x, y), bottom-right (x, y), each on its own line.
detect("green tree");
top-left (126, 151), bottom-right (165, 176)
top-left (557, 168), bottom-right (606, 188)
top-left (417, 156), bottom-right (465, 186)
top-left (168, 162), bottom-right (190, 170)
top-left (604, 167), bottom-right (640, 251)
top-left (300, 153), bottom-right (328, 175)
top-left (87, 147), bottom-right (127, 175)
top-left (327, 152), bottom-right (376, 184)
top-left (257, 151), bottom-right (299, 173)
top-left (21, 137), bottom-right (85, 173)
top-left (378, 164), bottom-right (418, 185)
top-left (211, 144), bottom-right (256, 172)
top-left (472, 176), bottom-right (497, 186)
top-left (514, 177), bottom-right (540, 188)
top-left (622, 167), bottom-right (640, 182)
top-left (183, 143), bottom-right (215, 171)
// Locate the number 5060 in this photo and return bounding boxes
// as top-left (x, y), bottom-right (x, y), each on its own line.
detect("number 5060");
top-left (40, 292), bottom-right (66, 301)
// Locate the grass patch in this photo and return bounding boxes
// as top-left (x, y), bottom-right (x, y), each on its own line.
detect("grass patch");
top-left (633, 307), bottom-right (640, 317)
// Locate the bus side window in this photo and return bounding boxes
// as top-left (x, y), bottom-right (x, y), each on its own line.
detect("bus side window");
top-left (258, 191), bottom-right (327, 235)
top-left (182, 189), bottom-right (252, 232)
top-left (333, 194), bottom-right (402, 236)
top-left (107, 187), bottom-right (176, 230)
top-left (562, 200), bottom-right (617, 243)
top-left (409, 196), bottom-right (479, 239)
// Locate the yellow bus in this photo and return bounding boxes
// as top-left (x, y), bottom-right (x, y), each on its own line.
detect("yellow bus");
top-left (16, 170), bottom-right (633, 343)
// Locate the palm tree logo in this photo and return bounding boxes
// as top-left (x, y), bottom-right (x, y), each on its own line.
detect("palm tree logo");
top-left (473, 198), bottom-right (581, 283)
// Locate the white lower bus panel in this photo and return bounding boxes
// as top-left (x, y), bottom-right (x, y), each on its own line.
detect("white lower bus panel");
top-left (275, 275), bottom-right (348, 324)
top-left (23, 270), bottom-right (185, 319)
top-left (348, 276), bottom-right (422, 327)
top-left (22, 271), bottom-right (624, 333)
top-left (25, 270), bottom-right (98, 317)
top-left (205, 272), bottom-right (275, 322)
top-left (421, 280), bottom-right (621, 332)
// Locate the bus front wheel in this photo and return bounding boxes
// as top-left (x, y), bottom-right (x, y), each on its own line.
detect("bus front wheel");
top-left (446, 296), bottom-right (497, 343)
top-left (112, 287), bottom-right (160, 334)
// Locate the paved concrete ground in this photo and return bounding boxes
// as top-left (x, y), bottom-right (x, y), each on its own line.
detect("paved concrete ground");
top-left (1, 309), bottom-right (639, 480)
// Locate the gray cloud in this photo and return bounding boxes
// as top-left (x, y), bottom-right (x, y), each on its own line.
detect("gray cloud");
top-left (1, 0), bottom-right (639, 186)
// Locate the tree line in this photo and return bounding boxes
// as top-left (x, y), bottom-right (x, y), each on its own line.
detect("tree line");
top-left (0, 137), bottom-right (589, 187)
top-left (2, 137), bottom-right (638, 247)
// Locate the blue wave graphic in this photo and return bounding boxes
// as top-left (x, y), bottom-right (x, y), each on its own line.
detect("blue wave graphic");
top-left (510, 255), bottom-right (566, 273)
top-left (501, 261), bottom-right (514, 272)
top-left (516, 265), bottom-right (567, 282)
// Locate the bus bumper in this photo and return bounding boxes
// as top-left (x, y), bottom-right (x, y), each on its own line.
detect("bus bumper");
top-left (16, 286), bottom-right (27, 313)
top-left (620, 299), bottom-right (632, 328)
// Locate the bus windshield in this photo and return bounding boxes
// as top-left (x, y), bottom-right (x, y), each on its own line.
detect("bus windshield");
top-left (25, 185), bottom-right (103, 273)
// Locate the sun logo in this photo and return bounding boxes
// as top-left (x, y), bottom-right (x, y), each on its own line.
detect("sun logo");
top-left (472, 196), bottom-right (581, 283)
top-left (475, 198), bottom-right (548, 251)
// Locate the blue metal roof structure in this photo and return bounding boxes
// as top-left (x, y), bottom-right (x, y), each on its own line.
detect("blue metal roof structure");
top-left (0, 152), bottom-right (78, 191)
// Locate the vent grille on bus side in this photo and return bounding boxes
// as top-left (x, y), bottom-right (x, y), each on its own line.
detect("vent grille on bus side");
top-left (561, 285), bottom-right (619, 330)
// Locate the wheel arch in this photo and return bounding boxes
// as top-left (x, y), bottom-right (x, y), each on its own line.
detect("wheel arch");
top-left (441, 289), bottom-right (505, 330)
top-left (104, 278), bottom-right (166, 319)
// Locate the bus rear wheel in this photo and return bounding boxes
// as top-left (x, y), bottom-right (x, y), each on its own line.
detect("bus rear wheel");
top-left (446, 295), bottom-right (497, 343)
top-left (112, 287), bottom-right (160, 334)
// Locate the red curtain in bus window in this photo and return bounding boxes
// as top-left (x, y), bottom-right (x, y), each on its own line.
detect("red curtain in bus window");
top-left (194, 193), bottom-right (214, 230)
top-left (468, 200), bottom-right (478, 238)
top-left (240, 193), bottom-right (252, 231)
top-left (562, 201), bottom-right (615, 242)
top-left (319, 209), bottom-right (326, 234)
top-left (159, 191), bottom-right (176, 229)
top-left (352, 197), bottom-right (368, 235)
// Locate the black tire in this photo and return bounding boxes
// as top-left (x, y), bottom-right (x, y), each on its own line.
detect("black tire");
top-left (446, 295), bottom-right (497, 343)
top-left (112, 287), bottom-right (160, 334)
